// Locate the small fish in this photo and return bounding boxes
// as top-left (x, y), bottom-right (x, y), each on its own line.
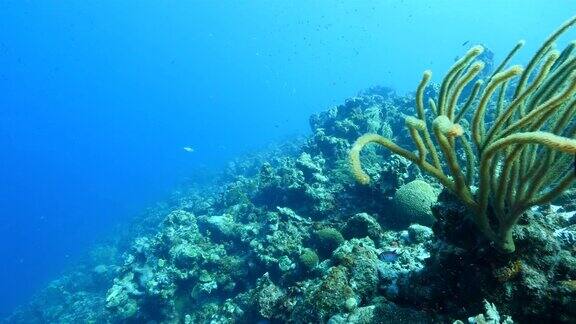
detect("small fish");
top-left (379, 249), bottom-right (399, 263)
top-left (183, 146), bottom-right (195, 153)
top-left (462, 40), bottom-right (469, 46)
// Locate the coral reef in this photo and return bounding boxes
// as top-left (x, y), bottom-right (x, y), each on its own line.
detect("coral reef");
top-left (350, 16), bottom-right (576, 252)
top-left (5, 16), bottom-right (576, 324)
top-left (395, 190), bottom-right (576, 322)
top-left (6, 86), bottom-right (441, 323)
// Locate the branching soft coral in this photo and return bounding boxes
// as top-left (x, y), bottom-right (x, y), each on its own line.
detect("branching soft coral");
top-left (350, 16), bottom-right (576, 253)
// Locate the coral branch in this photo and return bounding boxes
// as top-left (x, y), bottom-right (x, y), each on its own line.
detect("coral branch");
top-left (350, 15), bottom-right (576, 253)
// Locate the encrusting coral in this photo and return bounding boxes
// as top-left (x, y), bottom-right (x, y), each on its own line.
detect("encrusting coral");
top-left (350, 16), bottom-right (576, 253)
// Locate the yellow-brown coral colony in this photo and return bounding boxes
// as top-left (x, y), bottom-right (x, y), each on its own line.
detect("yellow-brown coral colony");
top-left (350, 16), bottom-right (576, 253)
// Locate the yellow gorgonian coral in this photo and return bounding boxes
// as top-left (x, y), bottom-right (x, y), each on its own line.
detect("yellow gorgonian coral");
top-left (350, 16), bottom-right (576, 253)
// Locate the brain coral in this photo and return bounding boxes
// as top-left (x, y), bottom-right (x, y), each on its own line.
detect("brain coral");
top-left (392, 180), bottom-right (437, 227)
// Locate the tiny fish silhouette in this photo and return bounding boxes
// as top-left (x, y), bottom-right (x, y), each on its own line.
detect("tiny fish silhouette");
top-left (183, 146), bottom-right (195, 153)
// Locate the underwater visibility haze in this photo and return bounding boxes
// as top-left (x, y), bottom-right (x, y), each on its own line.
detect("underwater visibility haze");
top-left (1, 1), bottom-right (576, 322)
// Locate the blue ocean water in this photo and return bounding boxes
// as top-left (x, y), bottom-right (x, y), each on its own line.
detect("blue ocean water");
top-left (0, 0), bottom-right (573, 318)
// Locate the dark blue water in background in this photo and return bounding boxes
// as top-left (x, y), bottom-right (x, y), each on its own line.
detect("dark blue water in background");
top-left (0, 0), bottom-right (572, 317)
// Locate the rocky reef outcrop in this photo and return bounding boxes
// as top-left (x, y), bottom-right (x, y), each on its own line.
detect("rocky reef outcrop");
top-left (4, 87), bottom-right (575, 323)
